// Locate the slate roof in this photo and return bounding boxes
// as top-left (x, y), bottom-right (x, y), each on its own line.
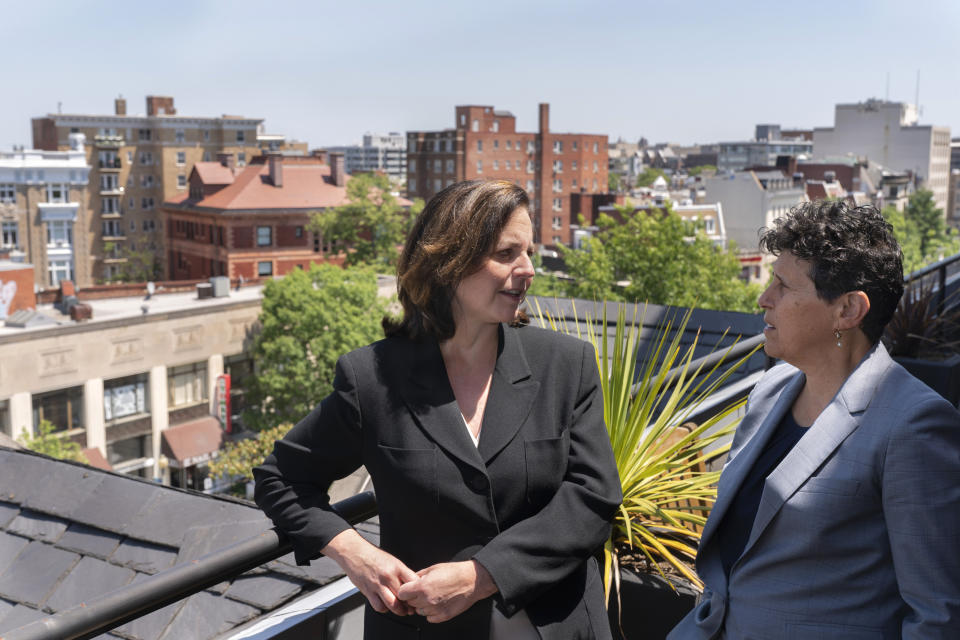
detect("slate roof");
top-left (0, 447), bottom-right (364, 639)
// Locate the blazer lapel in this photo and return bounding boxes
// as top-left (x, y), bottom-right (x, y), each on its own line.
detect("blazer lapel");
top-left (740, 344), bottom-right (891, 558)
top-left (399, 337), bottom-right (486, 474)
top-left (477, 325), bottom-right (541, 464)
top-left (699, 371), bottom-right (804, 553)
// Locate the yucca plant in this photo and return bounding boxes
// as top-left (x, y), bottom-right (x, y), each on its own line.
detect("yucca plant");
top-left (532, 299), bottom-right (760, 600)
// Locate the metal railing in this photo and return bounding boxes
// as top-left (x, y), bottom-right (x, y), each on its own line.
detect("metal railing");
top-left (3, 492), bottom-right (378, 640)
top-left (904, 251), bottom-right (960, 315)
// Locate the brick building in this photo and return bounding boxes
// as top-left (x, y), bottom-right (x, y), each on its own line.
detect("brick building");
top-left (163, 152), bottom-right (396, 281)
top-left (407, 103), bottom-right (608, 248)
top-left (31, 96), bottom-right (264, 281)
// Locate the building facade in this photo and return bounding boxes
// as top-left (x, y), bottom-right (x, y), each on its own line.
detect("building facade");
top-left (406, 103), bottom-right (608, 248)
top-left (0, 135), bottom-right (92, 288)
top-left (717, 137), bottom-right (813, 174)
top-left (327, 132), bottom-right (407, 184)
top-left (163, 153), bottom-right (367, 281)
top-left (32, 96), bottom-right (264, 281)
top-left (0, 288), bottom-right (259, 486)
top-left (813, 99), bottom-right (951, 214)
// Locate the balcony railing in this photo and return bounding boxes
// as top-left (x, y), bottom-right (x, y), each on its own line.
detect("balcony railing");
top-left (94, 135), bottom-right (125, 149)
top-left (98, 158), bottom-right (122, 170)
top-left (4, 491), bottom-right (378, 640)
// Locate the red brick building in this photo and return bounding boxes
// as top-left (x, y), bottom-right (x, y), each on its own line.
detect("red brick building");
top-left (162, 153), bottom-right (356, 281)
top-left (406, 103), bottom-right (608, 248)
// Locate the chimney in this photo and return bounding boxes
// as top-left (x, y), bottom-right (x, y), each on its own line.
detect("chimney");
top-left (146, 96), bottom-right (176, 116)
top-left (268, 154), bottom-right (283, 187)
top-left (115, 96), bottom-right (126, 116)
top-left (330, 152), bottom-right (345, 187)
top-left (538, 103), bottom-right (550, 135)
top-left (217, 153), bottom-right (235, 169)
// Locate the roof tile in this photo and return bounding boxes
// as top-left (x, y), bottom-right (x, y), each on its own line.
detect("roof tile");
top-left (69, 475), bottom-right (160, 535)
top-left (22, 461), bottom-right (107, 516)
top-left (174, 517), bottom-right (272, 564)
top-left (0, 501), bottom-right (18, 528)
top-left (157, 591), bottom-right (259, 640)
top-left (0, 532), bottom-right (30, 576)
top-left (7, 511), bottom-right (70, 543)
top-left (110, 539), bottom-right (178, 574)
top-left (111, 573), bottom-right (185, 640)
top-left (45, 556), bottom-right (136, 612)
top-left (124, 491), bottom-right (247, 549)
top-left (56, 524), bottom-right (123, 559)
top-left (224, 572), bottom-right (304, 609)
top-left (0, 541), bottom-right (79, 607)
top-left (0, 603), bottom-right (46, 633)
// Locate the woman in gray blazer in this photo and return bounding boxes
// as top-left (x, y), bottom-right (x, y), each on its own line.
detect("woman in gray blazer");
top-left (254, 180), bottom-right (622, 639)
top-left (670, 201), bottom-right (960, 639)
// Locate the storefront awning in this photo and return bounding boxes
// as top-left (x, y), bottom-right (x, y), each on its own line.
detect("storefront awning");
top-left (161, 416), bottom-right (224, 469)
top-left (82, 447), bottom-right (113, 471)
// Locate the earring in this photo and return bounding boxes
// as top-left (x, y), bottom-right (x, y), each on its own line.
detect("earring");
top-left (834, 329), bottom-right (842, 347)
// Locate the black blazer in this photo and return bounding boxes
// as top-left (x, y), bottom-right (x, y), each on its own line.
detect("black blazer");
top-left (254, 323), bottom-right (622, 639)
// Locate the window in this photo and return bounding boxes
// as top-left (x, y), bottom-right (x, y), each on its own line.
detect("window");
top-left (433, 178), bottom-right (442, 192)
top-left (493, 139), bottom-right (499, 149)
top-left (705, 218), bottom-right (715, 233)
top-left (141, 174), bottom-right (154, 188)
top-left (99, 151), bottom-right (119, 168)
top-left (592, 179), bottom-right (598, 191)
top-left (295, 226), bottom-right (303, 238)
top-left (168, 362), bottom-right (208, 408)
top-left (553, 179), bottom-right (562, 192)
top-left (142, 219), bottom-right (156, 232)
top-left (177, 175), bottom-right (186, 188)
top-left (553, 140), bottom-right (562, 153)
top-left (175, 129), bottom-right (185, 143)
top-left (526, 160), bottom-right (534, 173)
top-left (526, 180), bottom-right (534, 192)
top-left (554, 160), bottom-right (563, 172)
top-left (476, 160), bottom-right (482, 173)
top-left (141, 197), bottom-right (155, 209)
top-left (493, 160), bottom-right (499, 170)
top-left (236, 130), bottom-right (246, 143)
top-left (257, 261), bottom-right (273, 277)
top-left (593, 161), bottom-right (599, 172)
top-left (47, 220), bottom-right (72, 247)
top-left (433, 159), bottom-right (441, 173)
top-left (101, 197), bottom-right (119, 214)
top-left (572, 161), bottom-right (578, 171)
top-left (202, 151), bottom-right (211, 161)
top-left (139, 151), bottom-right (153, 165)
top-left (100, 175), bottom-right (118, 192)
top-left (593, 142), bottom-right (599, 153)
top-left (176, 151), bottom-right (186, 166)
top-left (552, 216), bottom-right (562, 229)
top-left (203, 130), bottom-right (210, 142)
top-left (256, 225), bottom-right (272, 246)
top-left (445, 159), bottom-right (454, 173)
top-left (477, 140), bottom-right (483, 152)
top-left (126, 150), bottom-right (133, 164)
top-left (43, 184), bottom-right (66, 202)
top-left (472, 120), bottom-right (479, 132)
top-left (553, 198), bottom-right (562, 211)
top-left (572, 141), bottom-right (578, 151)
top-left (506, 140), bottom-right (512, 150)
top-left (1, 221), bottom-right (17, 247)
top-left (493, 121), bottom-right (500, 133)
top-left (138, 128), bottom-right (152, 142)
top-left (102, 220), bottom-right (122, 236)
top-left (572, 179), bottom-right (578, 188)
top-left (47, 259), bottom-right (74, 287)
top-left (526, 141), bottom-right (535, 153)
top-left (103, 373), bottom-right (149, 423)
top-left (0, 399), bottom-right (8, 437)
top-left (32, 386), bottom-right (84, 433)
top-left (553, 235), bottom-right (562, 245)
top-left (0, 184), bottom-right (14, 203)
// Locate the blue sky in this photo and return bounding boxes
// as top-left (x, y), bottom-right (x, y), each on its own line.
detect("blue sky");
top-left (2, 0), bottom-right (958, 148)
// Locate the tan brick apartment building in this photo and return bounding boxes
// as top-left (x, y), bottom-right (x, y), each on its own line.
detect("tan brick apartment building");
top-left (406, 103), bottom-right (608, 247)
top-left (31, 96), bottom-right (263, 281)
top-left (163, 152), bottom-right (391, 281)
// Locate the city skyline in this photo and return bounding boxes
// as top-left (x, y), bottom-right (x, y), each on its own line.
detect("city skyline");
top-left (2, 0), bottom-right (958, 150)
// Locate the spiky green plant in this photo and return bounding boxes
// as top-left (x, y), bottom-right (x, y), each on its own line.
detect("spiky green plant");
top-left (532, 300), bottom-right (760, 598)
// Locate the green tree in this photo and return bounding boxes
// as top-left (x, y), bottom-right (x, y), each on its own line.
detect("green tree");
top-left (19, 419), bottom-right (85, 463)
top-left (608, 172), bottom-right (622, 193)
top-left (309, 173), bottom-right (419, 267)
top-left (209, 423), bottom-right (292, 483)
top-left (561, 205), bottom-right (761, 312)
top-left (883, 189), bottom-right (960, 274)
top-left (242, 264), bottom-right (387, 432)
top-left (635, 167), bottom-right (666, 188)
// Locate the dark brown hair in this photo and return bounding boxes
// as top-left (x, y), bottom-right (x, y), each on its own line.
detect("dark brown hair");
top-left (383, 180), bottom-right (531, 341)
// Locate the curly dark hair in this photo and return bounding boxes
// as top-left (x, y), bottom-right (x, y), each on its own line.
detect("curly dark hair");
top-left (758, 200), bottom-right (904, 344)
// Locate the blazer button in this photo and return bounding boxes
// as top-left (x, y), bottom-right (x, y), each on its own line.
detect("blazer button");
top-left (469, 474), bottom-right (488, 493)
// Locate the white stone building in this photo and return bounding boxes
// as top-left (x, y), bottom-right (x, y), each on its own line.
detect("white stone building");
top-left (813, 99), bottom-right (951, 214)
top-left (327, 132), bottom-right (407, 184)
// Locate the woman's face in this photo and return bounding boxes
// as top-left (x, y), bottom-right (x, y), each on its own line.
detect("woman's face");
top-left (758, 251), bottom-right (843, 368)
top-left (452, 207), bottom-right (535, 330)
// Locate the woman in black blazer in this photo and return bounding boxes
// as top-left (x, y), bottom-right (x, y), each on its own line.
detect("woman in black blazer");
top-left (254, 180), bottom-right (622, 639)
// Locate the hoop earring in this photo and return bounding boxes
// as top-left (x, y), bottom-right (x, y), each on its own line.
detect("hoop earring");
top-left (834, 329), bottom-right (842, 348)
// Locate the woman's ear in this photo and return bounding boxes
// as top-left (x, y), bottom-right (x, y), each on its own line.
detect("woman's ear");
top-left (838, 290), bottom-right (870, 330)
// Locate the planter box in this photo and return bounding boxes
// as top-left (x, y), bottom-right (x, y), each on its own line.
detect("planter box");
top-left (608, 568), bottom-right (698, 640)
top-left (894, 353), bottom-right (960, 406)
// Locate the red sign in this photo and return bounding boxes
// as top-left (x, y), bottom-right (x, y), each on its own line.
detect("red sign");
top-left (216, 374), bottom-right (232, 434)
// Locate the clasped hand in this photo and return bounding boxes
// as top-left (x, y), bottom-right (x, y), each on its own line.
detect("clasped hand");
top-left (323, 530), bottom-right (497, 623)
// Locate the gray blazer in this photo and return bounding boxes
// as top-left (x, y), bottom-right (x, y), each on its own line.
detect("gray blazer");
top-left (669, 343), bottom-right (960, 640)
top-left (254, 324), bottom-right (622, 640)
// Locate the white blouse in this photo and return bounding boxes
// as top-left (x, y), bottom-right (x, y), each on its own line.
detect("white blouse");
top-left (463, 415), bottom-right (541, 640)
